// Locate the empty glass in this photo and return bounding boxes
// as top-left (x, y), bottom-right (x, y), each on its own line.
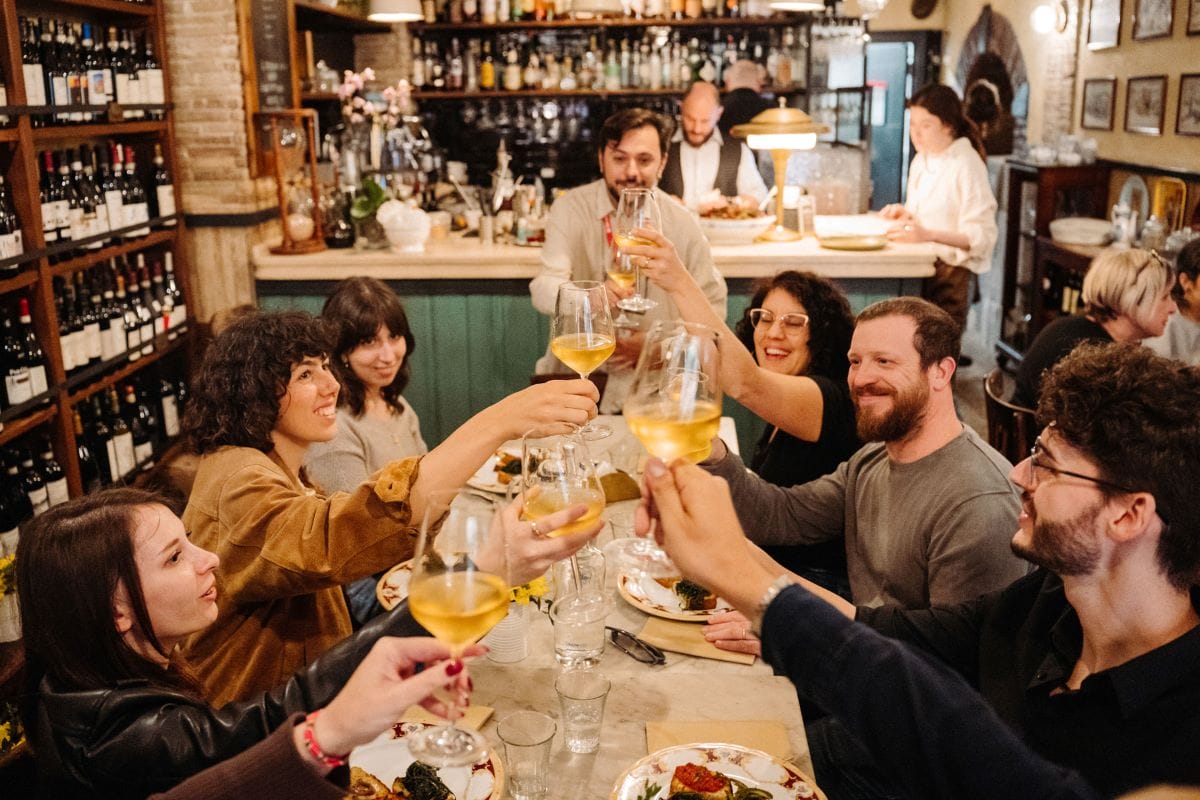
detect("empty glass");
top-left (496, 711), bottom-right (556, 800)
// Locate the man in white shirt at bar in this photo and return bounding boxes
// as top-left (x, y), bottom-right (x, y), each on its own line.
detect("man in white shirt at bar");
top-left (658, 81), bottom-right (768, 210)
top-left (530, 107), bottom-right (727, 412)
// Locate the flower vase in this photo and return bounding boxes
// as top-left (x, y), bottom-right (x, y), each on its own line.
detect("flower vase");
top-left (482, 602), bottom-right (529, 663)
top-left (0, 594), bottom-right (20, 643)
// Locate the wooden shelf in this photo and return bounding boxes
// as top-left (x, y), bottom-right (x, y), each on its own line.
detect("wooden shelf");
top-left (414, 83), bottom-right (805, 99)
top-left (0, 128), bottom-right (18, 143)
top-left (33, 119), bottom-right (168, 142)
top-left (0, 270), bottom-right (39, 296)
top-left (67, 329), bottom-right (191, 406)
top-left (0, 403), bottom-right (58, 449)
top-left (293, 0), bottom-right (392, 32)
top-left (301, 92), bottom-right (340, 102)
top-left (20, 0), bottom-right (156, 17)
top-left (49, 226), bottom-right (176, 277)
top-left (410, 15), bottom-right (796, 32)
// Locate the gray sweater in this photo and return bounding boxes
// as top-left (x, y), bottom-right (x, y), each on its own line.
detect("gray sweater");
top-left (708, 426), bottom-right (1028, 609)
top-left (305, 400), bottom-right (428, 495)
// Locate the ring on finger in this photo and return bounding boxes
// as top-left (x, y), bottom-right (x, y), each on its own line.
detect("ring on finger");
top-left (903, 224), bottom-right (912, 232)
top-left (530, 520), bottom-right (545, 538)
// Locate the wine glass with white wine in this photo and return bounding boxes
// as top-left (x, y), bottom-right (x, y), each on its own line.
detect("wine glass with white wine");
top-left (406, 491), bottom-right (509, 767)
top-left (551, 280), bottom-right (616, 440)
top-left (615, 321), bottom-right (722, 576)
top-left (612, 187), bottom-right (661, 314)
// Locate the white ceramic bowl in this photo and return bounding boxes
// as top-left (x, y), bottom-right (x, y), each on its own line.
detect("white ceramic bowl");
top-left (1049, 217), bottom-right (1111, 246)
top-left (698, 215), bottom-right (775, 244)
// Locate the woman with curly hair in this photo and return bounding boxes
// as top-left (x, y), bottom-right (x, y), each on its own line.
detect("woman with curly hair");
top-left (181, 310), bottom-right (598, 705)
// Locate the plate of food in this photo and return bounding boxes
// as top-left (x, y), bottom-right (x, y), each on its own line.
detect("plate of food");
top-left (350, 721), bottom-right (503, 800)
top-left (697, 196), bottom-right (774, 243)
top-left (816, 234), bottom-right (888, 251)
top-left (617, 573), bottom-right (732, 622)
top-left (376, 560), bottom-right (412, 612)
top-left (466, 448), bottom-right (523, 494)
top-left (609, 743), bottom-right (824, 800)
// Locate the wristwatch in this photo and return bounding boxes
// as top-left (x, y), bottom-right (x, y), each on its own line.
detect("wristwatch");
top-left (750, 574), bottom-right (795, 637)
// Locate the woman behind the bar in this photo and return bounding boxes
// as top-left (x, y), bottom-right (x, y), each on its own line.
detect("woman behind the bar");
top-left (306, 277), bottom-right (427, 625)
top-left (19, 487), bottom-right (591, 798)
top-left (180, 310), bottom-right (598, 706)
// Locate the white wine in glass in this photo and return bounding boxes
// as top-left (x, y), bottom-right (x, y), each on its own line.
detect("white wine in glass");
top-left (606, 254), bottom-right (638, 291)
top-left (406, 491), bottom-right (509, 767)
top-left (551, 280), bottom-right (615, 440)
top-left (613, 188), bottom-right (661, 313)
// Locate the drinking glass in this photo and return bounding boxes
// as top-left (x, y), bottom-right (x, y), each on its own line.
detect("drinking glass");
top-left (614, 321), bottom-right (722, 576)
top-left (405, 491), bottom-right (509, 766)
top-left (551, 281), bottom-right (615, 440)
top-left (612, 187), bottom-right (661, 313)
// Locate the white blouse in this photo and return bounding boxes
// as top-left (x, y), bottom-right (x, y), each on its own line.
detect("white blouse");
top-left (904, 137), bottom-right (998, 274)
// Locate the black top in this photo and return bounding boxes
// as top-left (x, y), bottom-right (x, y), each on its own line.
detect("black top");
top-left (762, 584), bottom-right (1101, 800)
top-left (719, 88), bottom-right (772, 137)
top-left (1014, 316), bottom-right (1112, 408)
top-left (751, 374), bottom-right (859, 575)
top-left (856, 570), bottom-right (1200, 797)
top-left (658, 136), bottom-right (743, 200)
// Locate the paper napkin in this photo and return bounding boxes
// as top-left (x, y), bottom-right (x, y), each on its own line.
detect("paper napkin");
top-left (638, 618), bottom-right (756, 665)
top-left (401, 703), bottom-right (494, 731)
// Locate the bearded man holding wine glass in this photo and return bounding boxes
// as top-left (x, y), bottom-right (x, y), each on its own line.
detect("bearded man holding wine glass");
top-left (530, 107), bottom-right (727, 413)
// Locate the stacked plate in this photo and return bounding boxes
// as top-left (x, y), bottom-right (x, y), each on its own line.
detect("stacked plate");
top-left (1049, 217), bottom-right (1112, 246)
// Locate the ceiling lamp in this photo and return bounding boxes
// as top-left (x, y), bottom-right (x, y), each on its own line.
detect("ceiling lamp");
top-left (731, 100), bottom-right (829, 243)
top-left (368, 0), bottom-right (422, 22)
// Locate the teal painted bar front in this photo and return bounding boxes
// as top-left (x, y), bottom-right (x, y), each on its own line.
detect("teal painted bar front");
top-left (257, 276), bottom-right (922, 454)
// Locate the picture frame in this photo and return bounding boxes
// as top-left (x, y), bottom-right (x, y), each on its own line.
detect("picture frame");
top-left (1088, 0), bottom-right (1122, 48)
top-left (1081, 78), bottom-right (1117, 130)
top-left (1133, 0), bottom-right (1174, 38)
top-left (1178, 74), bottom-right (1200, 136)
top-left (1190, 0), bottom-right (1200, 35)
top-left (1125, 75), bottom-right (1167, 135)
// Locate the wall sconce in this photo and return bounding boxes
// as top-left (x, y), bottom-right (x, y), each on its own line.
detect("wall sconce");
top-left (1030, 0), bottom-right (1068, 33)
top-left (368, 0), bottom-right (422, 21)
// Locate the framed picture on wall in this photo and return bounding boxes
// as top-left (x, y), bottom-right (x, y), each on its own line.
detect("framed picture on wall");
top-left (1189, 0), bottom-right (1200, 34)
top-left (1088, 0), bottom-right (1122, 48)
top-left (1082, 78), bottom-right (1117, 129)
top-left (1126, 76), bottom-right (1167, 135)
top-left (1133, 0), bottom-right (1174, 38)
top-left (1178, 74), bottom-right (1200, 135)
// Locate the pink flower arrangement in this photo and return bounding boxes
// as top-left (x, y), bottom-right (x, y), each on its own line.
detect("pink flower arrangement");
top-left (337, 68), bottom-right (413, 127)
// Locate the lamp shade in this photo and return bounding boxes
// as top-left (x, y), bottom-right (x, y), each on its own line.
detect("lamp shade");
top-left (368, 0), bottom-right (422, 21)
top-left (730, 100), bottom-right (829, 150)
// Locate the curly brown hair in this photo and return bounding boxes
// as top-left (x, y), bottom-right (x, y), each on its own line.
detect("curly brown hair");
top-left (321, 277), bottom-right (416, 417)
top-left (183, 311), bottom-right (333, 454)
top-left (1037, 341), bottom-right (1200, 590)
top-left (733, 271), bottom-right (854, 382)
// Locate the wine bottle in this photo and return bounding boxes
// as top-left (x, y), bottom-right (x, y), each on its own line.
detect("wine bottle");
top-left (40, 444), bottom-right (69, 507)
top-left (75, 407), bottom-right (102, 494)
top-left (160, 376), bottom-right (180, 438)
top-left (2, 312), bottom-right (32, 407)
top-left (56, 150), bottom-right (79, 259)
top-left (134, 254), bottom-right (154, 354)
top-left (17, 297), bottom-right (48, 396)
top-left (2, 453), bottom-right (34, 525)
top-left (116, 272), bottom-right (140, 361)
top-left (124, 384), bottom-right (153, 469)
top-left (76, 271), bottom-right (102, 367)
top-left (101, 262), bottom-right (125, 361)
top-left (90, 395), bottom-right (118, 484)
top-left (21, 17), bottom-right (47, 108)
top-left (152, 143), bottom-right (175, 224)
top-left (0, 176), bottom-right (23, 271)
top-left (108, 387), bottom-right (135, 478)
top-left (163, 252), bottom-right (186, 331)
top-left (20, 449), bottom-right (49, 517)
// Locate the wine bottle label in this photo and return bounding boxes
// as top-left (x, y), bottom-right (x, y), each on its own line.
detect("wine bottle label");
top-left (28, 487), bottom-right (49, 517)
top-left (71, 331), bottom-right (88, 371)
top-left (30, 364), bottom-right (47, 396)
top-left (96, 201), bottom-right (110, 235)
top-left (5, 368), bottom-right (32, 405)
top-left (41, 202), bottom-right (59, 242)
top-left (156, 185), bottom-right (176, 219)
top-left (115, 433), bottom-right (136, 477)
top-left (23, 64), bottom-right (45, 106)
top-left (88, 69), bottom-right (110, 104)
top-left (105, 192), bottom-right (125, 227)
top-left (85, 322), bottom-right (102, 360)
top-left (106, 439), bottom-right (120, 482)
top-left (0, 233), bottom-right (17, 259)
top-left (68, 206), bottom-right (85, 242)
top-left (162, 396), bottom-right (179, 438)
top-left (53, 200), bottom-right (71, 231)
top-left (0, 528), bottom-right (18, 558)
top-left (127, 328), bottom-right (141, 361)
top-left (134, 441), bottom-right (153, 468)
top-left (61, 337), bottom-right (77, 372)
top-left (115, 73), bottom-right (131, 105)
top-left (51, 76), bottom-right (69, 107)
top-left (100, 321), bottom-right (119, 361)
top-left (141, 323), bottom-right (154, 354)
top-left (46, 477), bottom-right (69, 507)
top-left (142, 69), bottom-right (165, 104)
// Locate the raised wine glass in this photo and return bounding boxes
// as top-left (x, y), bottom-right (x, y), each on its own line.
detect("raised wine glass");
top-left (612, 187), bottom-right (661, 314)
top-left (614, 320), bottom-right (722, 576)
top-left (551, 280), bottom-right (616, 440)
top-left (406, 490), bottom-right (510, 767)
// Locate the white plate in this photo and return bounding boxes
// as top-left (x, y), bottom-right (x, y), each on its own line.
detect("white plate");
top-left (1118, 174), bottom-right (1150, 224)
top-left (466, 449), bottom-right (521, 495)
top-left (609, 742), bottom-right (823, 800)
top-left (350, 721), bottom-right (503, 800)
top-left (376, 560), bottom-right (412, 611)
top-left (699, 215), bottom-right (775, 243)
top-left (617, 572), bottom-right (732, 622)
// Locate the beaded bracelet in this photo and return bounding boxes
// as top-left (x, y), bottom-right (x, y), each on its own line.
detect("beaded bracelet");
top-left (302, 710), bottom-right (350, 768)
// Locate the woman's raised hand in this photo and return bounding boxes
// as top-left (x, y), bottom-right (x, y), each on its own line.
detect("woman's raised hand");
top-left (492, 380), bottom-right (599, 439)
top-left (621, 227), bottom-right (694, 297)
top-left (499, 496), bottom-right (600, 586)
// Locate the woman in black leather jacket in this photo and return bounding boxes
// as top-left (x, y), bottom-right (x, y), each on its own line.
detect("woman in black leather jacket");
top-left (18, 487), bottom-right (593, 798)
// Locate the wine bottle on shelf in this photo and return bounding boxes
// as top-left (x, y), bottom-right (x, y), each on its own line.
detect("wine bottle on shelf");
top-left (55, 288), bottom-right (77, 375)
top-left (124, 384), bottom-right (153, 469)
top-left (85, 145), bottom-right (112, 245)
top-left (2, 454), bottom-right (34, 526)
top-left (20, 449), bottom-right (49, 517)
top-left (65, 23), bottom-right (92, 124)
top-left (40, 444), bottom-right (69, 507)
top-left (101, 263), bottom-right (125, 361)
top-left (0, 176), bottom-right (24, 270)
top-left (75, 407), bottom-right (102, 494)
top-left (0, 471), bottom-right (19, 555)
top-left (89, 395), bottom-right (118, 484)
top-left (76, 271), bottom-right (102, 368)
top-left (133, 254), bottom-right (154, 353)
top-left (58, 149), bottom-right (82, 258)
top-left (152, 143), bottom-right (176, 224)
top-left (2, 311), bottom-right (33, 408)
top-left (69, 148), bottom-right (102, 250)
top-left (46, 20), bottom-right (70, 125)
top-left (108, 387), bottom-right (135, 478)
top-left (40, 150), bottom-right (62, 257)
top-left (123, 147), bottom-right (151, 237)
top-left (163, 252), bottom-right (186, 331)
top-left (139, 34), bottom-right (166, 117)
top-left (115, 272), bottom-right (140, 362)
top-left (17, 297), bottom-right (48, 396)
top-left (22, 18), bottom-right (47, 108)
top-left (82, 23), bottom-right (110, 110)
top-left (99, 145), bottom-right (125, 235)
top-left (66, 281), bottom-right (88, 374)
top-left (159, 375), bottom-right (180, 439)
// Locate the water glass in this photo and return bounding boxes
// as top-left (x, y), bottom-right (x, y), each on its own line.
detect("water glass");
top-left (550, 592), bottom-right (609, 668)
top-left (496, 710), bottom-right (556, 800)
top-left (555, 670), bottom-right (611, 754)
top-left (552, 543), bottom-right (606, 598)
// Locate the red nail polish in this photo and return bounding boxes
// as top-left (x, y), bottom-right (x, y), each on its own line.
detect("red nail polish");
top-left (467, 677), bottom-right (475, 692)
top-left (446, 660), bottom-right (464, 676)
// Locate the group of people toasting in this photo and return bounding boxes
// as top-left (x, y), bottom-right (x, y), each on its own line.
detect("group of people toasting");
top-left (14, 81), bottom-right (1200, 800)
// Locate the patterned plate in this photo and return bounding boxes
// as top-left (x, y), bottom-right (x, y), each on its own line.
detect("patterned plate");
top-left (466, 449), bottom-right (521, 495)
top-left (610, 742), bottom-right (824, 800)
top-left (350, 721), bottom-right (503, 800)
top-left (617, 572), bottom-right (733, 622)
top-left (376, 560), bottom-right (412, 611)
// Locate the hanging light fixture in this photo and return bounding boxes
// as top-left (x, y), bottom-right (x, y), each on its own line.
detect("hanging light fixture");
top-left (368, 0), bottom-right (422, 21)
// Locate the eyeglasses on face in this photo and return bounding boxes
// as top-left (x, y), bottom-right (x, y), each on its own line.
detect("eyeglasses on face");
top-left (749, 308), bottom-right (810, 333)
top-left (606, 626), bottom-right (666, 665)
top-left (1027, 438), bottom-right (1134, 494)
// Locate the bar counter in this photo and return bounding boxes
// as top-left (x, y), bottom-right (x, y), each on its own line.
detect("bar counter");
top-left (253, 234), bottom-right (935, 450)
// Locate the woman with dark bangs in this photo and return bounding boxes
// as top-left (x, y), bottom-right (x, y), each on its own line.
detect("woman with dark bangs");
top-left (180, 310), bottom-right (598, 706)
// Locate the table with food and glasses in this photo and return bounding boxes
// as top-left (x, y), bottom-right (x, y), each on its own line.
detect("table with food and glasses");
top-left (355, 416), bottom-right (825, 800)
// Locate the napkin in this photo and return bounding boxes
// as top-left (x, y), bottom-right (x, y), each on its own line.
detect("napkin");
top-left (645, 720), bottom-right (792, 761)
top-left (401, 704), bottom-right (494, 731)
top-left (601, 470), bottom-right (642, 503)
top-left (638, 618), bottom-right (756, 665)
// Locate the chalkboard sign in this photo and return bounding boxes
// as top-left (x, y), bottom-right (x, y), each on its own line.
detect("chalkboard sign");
top-left (250, 0), bottom-right (295, 111)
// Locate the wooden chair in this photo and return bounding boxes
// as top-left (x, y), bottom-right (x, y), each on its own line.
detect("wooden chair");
top-left (530, 372), bottom-right (609, 406)
top-left (983, 367), bottom-right (1038, 465)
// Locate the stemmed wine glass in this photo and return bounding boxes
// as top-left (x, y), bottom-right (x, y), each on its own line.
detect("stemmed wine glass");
top-left (612, 187), bottom-right (661, 314)
top-left (551, 281), bottom-right (616, 440)
top-left (613, 321), bottom-right (722, 576)
top-left (406, 490), bottom-right (510, 767)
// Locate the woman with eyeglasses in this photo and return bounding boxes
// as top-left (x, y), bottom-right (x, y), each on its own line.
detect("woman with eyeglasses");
top-left (1013, 248), bottom-right (1176, 408)
top-left (1144, 238), bottom-right (1200, 366)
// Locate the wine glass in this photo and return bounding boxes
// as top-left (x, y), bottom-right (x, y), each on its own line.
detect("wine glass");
top-left (522, 425), bottom-right (606, 593)
top-left (612, 187), bottom-right (661, 314)
top-left (406, 490), bottom-right (510, 767)
top-left (551, 280), bottom-right (616, 440)
top-left (614, 321), bottom-right (722, 576)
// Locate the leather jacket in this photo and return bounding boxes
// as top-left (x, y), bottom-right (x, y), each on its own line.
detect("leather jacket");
top-left (30, 602), bottom-right (426, 798)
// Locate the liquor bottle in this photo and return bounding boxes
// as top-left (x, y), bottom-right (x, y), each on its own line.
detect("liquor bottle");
top-left (163, 252), bottom-right (186, 332)
top-left (3, 453), bottom-right (34, 525)
top-left (75, 407), bottom-right (102, 494)
top-left (2, 312), bottom-right (32, 407)
top-left (107, 387), bottom-right (136, 478)
top-left (410, 37), bottom-right (425, 89)
top-left (89, 395), bottom-right (118, 483)
top-left (124, 384), bottom-right (153, 468)
top-left (116, 272), bottom-right (140, 361)
top-left (603, 42), bottom-right (620, 91)
top-left (152, 143), bottom-right (176, 224)
top-left (17, 297), bottom-right (48, 396)
top-left (480, 40), bottom-right (496, 91)
top-left (447, 39), bottom-right (464, 91)
top-left (701, 0), bottom-right (718, 18)
top-left (65, 23), bottom-right (89, 124)
top-left (22, 18), bottom-right (47, 107)
top-left (159, 375), bottom-right (180, 439)
top-left (0, 176), bottom-right (23, 269)
top-left (503, 45), bottom-right (522, 92)
top-left (40, 444), bottom-right (69, 507)
top-left (20, 449), bottom-right (49, 517)
top-left (133, 254), bottom-right (155, 352)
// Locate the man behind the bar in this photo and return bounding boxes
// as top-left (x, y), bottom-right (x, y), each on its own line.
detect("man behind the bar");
top-left (658, 81), bottom-right (768, 210)
top-left (530, 107), bottom-right (726, 412)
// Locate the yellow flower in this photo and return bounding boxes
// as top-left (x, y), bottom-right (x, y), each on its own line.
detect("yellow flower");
top-left (509, 575), bottom-right (549, 605)
top-left (0, 554), bottom-right (15, 598)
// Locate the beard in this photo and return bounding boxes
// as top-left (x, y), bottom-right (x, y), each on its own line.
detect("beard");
top-left (853, 380), bottom-right (929, 443)
top-left (685, 128), bottom-right (716, 148)
top-left (1010, 499), bottom-right (1103, 577)
top-left (606, 176), bottom-right (654, 204)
